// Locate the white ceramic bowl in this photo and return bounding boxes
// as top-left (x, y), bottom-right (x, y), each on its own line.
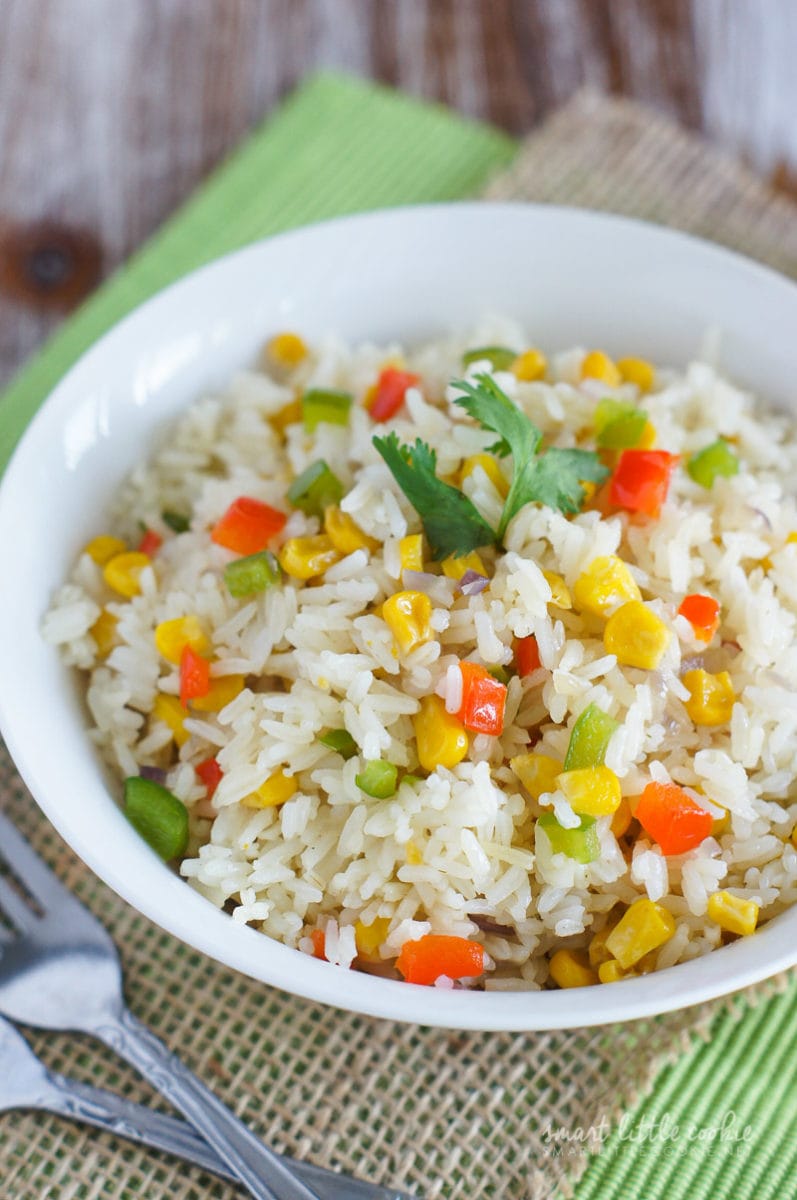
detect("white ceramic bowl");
top-left (2, 203), bottom-right (797, 1031)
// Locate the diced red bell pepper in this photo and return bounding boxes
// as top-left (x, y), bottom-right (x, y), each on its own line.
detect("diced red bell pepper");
top-left (678, 594), bottom-right (720, 643)
top-left (515, 635), bottom-right (541, 677)
top-left (396, 934), bottom-right (484, 985)
top-left (635, 781), bottom-right (713, 855)
top-left (196, 757), bottom-right (223, 798)
top-left (179, 645), bottom-right (211, 707)
top-left (609, 450), bottom-right (677, 518)
top-left (367, 367), bottom-right (421, 422)
top-left (138, 529), bottom-right (163, 557)
top-left (456, 661), bottom-right (507, 735)
top-left (310, 929), bottom-right (327, 961)
top-left (211, 497), bottom-right (287, 556)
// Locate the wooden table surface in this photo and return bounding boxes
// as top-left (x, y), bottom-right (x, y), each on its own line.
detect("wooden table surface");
top-left (1, 0), bottom-right (796, 386)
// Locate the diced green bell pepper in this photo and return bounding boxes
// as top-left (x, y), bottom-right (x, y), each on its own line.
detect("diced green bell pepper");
top-left (461, 345), bottom-right (518, 371)
top-left (563, 703), bottom-right (619, 771)
top-left (319, 728), bottom-right (358, 759)
top-left (687, 438), bottom-right (739, 488)
top-left (536, 812), bottom-right (600, 864)
top-left (594, 398), bottom-right (648, 449)
top-left (355, 760), bottom-right (398, 798)
top-left (224, 550), bottom-right (280, 598)
top-left (287, 459), bottom-right (344, 516)
top-left (302, 388), bottom-right (353, 432)
top-left (124, 776), bottom-right (189, 861)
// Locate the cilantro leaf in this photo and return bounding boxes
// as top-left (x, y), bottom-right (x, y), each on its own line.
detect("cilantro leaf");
top-left (373, 431), bottom-right (496, 560)
top-left (452, 374), bottom-right (609, 536)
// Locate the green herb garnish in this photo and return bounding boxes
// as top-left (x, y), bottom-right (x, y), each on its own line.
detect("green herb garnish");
top-left (373, 374), bottom-right (608, 559)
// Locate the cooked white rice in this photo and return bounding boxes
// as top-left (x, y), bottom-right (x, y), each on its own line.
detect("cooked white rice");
top-left (43, 316), bottom-right (797, 990)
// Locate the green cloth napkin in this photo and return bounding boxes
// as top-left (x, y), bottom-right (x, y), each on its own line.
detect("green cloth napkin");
top-left (2, 70), bottom-right (796, 1200)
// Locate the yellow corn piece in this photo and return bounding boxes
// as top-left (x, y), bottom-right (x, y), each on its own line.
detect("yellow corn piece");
top-left (442, 551), bottom-right (487, 581)
top-left (580, 350), bottom-right (621, 388)
top-left (573, 555), bottom-right (641, 618)
top-left (459, 453), bottom-right (509, 498)
top-left (542, 570), bottom-right (572, 610)
top-left (323, 506), bottom-right (379, 555)
top-left (265, 332), bottom-right (307, 370)
top-left (153, 693), bottom-right (189, 748)
top-left (556, 766), bottom-right (622, 816)
top-left (399, 534), bottom-right (424, 572)
top-left (382, 591), bottom-right (433, 655)
top-left (588, 922), bottom-right (618, 968)
top-left (243, 769), bottom-right (298, 809)
top-left (707, 890), bottom-right (759, 937)
top-left (354, 916), bottom-right (391, 961)
top-left (682, 669), bottom-right (735, 726)
top-left (787, 532), bottom-right (797, 546)
top-left (512, 348), bottom-right (547, 382)
top-left (191, 674), bottom-right (245, 712)
top-left (711, 805), bottom-right (731, 838)
top-left (103, 552), bottom-right (151, 598)
top-left (271, 396), bottom-right (303, 434)
top-left (414, 695), bottom-right (469, 772)
top-left (510, 753), bottom-right (562, 800)
top-left (405, 840), bottom-right (423, 866)
top-left (549, 948), bottom-right (598, 989)
top-left (636, 421), bottom-right (657, 450)
top-left (154, 614), bottom-right (211, 665)
top-left (610, 797), bottom-right (633, 839)
top-left (605, 898), bottom-right (676, 969)
top-left (604, 601), bottom-right (671, 670)
top-left (598, 960), bottom-right (637, 984)
top-left (90, 609), bottom-right (118, 659)
top-left (617, 357), bottom-right (655, 393)
top-left (83, 535), bottom-right (127, 566)
top-left (278, 535), bottom-right (341, 580)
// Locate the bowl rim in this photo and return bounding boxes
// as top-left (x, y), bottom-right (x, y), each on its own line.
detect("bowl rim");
top-left (2, 199), bottom-right (797, 1031)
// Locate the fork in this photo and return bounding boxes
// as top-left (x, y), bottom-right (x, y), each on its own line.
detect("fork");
top-left (0, 810), bottom-right (329, 1200)
top-left (0, 1016), bottom-right (413, 1200)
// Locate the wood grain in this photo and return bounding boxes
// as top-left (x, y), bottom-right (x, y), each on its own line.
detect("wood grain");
top-left (0, 0), bottom-right (795, 385)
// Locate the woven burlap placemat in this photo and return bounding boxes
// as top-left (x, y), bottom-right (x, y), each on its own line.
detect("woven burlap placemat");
top-left (3, 89), bottom-right (797, 1200)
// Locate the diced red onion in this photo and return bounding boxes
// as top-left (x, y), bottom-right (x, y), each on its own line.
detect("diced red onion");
top-left (401, 570), bottom-right (457, 605)
top-left (139, 765), bottom-right (167, 784)
top-left (458, 569), bottom-right (490, 596)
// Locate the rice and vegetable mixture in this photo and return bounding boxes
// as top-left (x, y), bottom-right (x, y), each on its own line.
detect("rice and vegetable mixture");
top-left (44, 320), bottom-right (797, 990)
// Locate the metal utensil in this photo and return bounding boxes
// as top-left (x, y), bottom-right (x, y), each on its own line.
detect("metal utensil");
top-left (0, 1017), bottom-right (413, 1200)
top-left (0, 810), bottom-right (326, 1200)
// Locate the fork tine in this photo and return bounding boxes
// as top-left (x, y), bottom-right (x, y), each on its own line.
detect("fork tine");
top-left (0, 810), bottom-right (70, 910)
top-left (0, 875), bottom-right (38, 933)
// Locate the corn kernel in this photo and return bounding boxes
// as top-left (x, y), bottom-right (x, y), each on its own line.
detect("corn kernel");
top-left (512, 348), bottom-right (547, 382)
top-left (580, 350), bottom-right (621, 388)
top-left (154, 614), bottom-right (211, 665)
top-left (265, 332), bottom-right (307, 370)
top-left (271, 396), bottom-right (303, 434)
top-left (573, 555), bottom-right (641, 617)
top-left (588, 922), bottom-right (618, 968)
top-left (610, 797), bottom-right (633, 839)
top-left (414, 695), bottom-right (469, 772)
top-left (405, 840), bottom-right (423, 865)
top-left (399, 534), bottom-right (424, 572)
top-left (636, 421), bottom-right (657, 450)
top-left (787, 532), bottom-right (797, 546)
top-left (278, 535), bottom-right (341, 580)
top-left (442, 551), bottom-right (487, 580)
top-left (83, 535), bottom-right (127, 566)
top-left (153, 693), bottom-right (189, 747)
top-left (191, 674), bottom-right (245, 712)
top-left (605, 898), bottom-right (676, 969)
top-left (604, 601), bottom-right (671, 670)
top-left (510, 753), bottom-right (562, 800)
top-left (243, 769), bottom-right (298, 809)
top-left (617, 357), bottom-right (655, 393)
top-left (556, 766), bottom-right (622, 816)
top-left (382, 590), bottom-right (432, 654)
top-left (711, 805), bottom-right (731, 838)
top-left (90, 609), bottom-right (118, 658)
top-left (598, 960), bottom-right (637, 984)
top-left (549, 948), bottom-right (598, 989)
top-left (103, 552), bottom-right (151, 598)
top-left (355, 916), bottom-right (391, 960)
top-left (459, 454), bottom-right (509, 498)
top-left (682, 669), bottom-right (735, 726)
top-left (707, 890), bottom-right (759, 936)
top-left (323, 506), bottom-right (378, 555)
top-left (542, 570), bottom-right (572, 610)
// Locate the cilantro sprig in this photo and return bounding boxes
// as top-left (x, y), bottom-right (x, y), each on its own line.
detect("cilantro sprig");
top-left (373, 373), bottom-right (608, 560)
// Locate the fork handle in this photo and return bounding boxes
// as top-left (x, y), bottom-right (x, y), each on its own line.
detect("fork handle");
top-left (91, 1007), bottom-right (324, 1200)
top-left (30, 1073), bottom-right (409, 1200)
